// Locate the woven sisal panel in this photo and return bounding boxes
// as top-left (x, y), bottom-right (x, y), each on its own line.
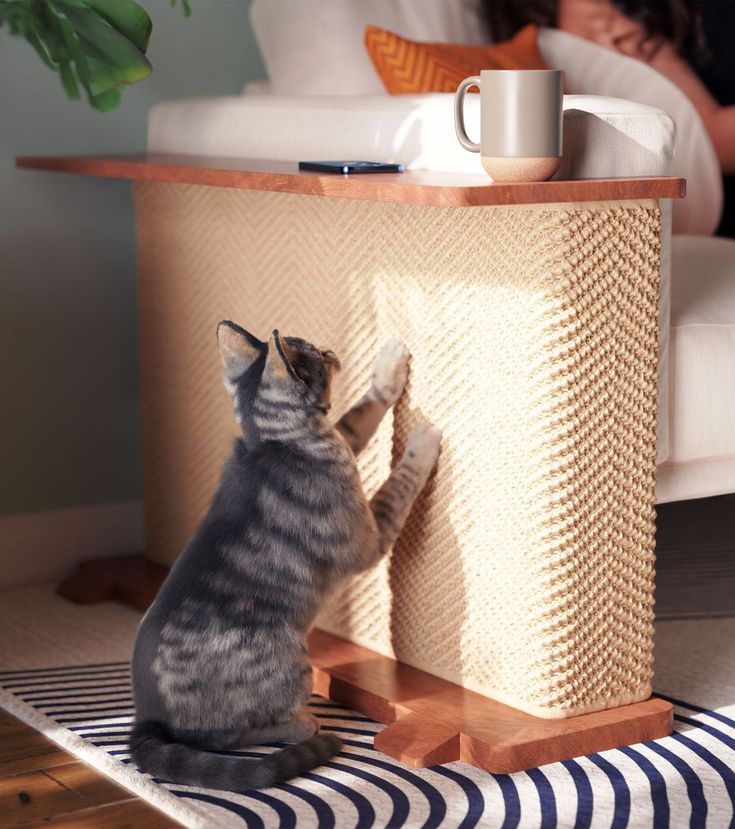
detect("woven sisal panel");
top-left (134, 183), bottom-right (661, 718)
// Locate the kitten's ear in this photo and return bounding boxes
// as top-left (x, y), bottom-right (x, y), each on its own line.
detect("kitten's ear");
top-left (320, 349), bottom-right (341, 371)
top-left (217, 321), bottom-right (264, 381)
top-left (265, 329), bottom-right (299, 383)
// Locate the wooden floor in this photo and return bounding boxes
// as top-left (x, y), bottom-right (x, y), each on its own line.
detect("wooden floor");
top-left (0, 710), bottom-right (177, 828)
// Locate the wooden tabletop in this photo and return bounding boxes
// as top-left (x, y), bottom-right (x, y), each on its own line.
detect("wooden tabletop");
top-left (16, 153), bottom-right (685, 208)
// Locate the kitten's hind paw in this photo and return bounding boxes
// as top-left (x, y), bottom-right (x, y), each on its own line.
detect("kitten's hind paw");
top-left (372, 338), bottom-right (410, 406)
top-left (292, 712), bottom-right (320, 741)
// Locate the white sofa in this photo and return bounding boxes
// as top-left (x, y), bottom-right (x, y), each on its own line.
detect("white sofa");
top-left (147, 0), bottom-right (734, 504)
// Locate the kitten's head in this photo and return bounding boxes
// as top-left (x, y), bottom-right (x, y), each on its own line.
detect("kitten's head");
top-left (217, 321), bottom-right (340, 438)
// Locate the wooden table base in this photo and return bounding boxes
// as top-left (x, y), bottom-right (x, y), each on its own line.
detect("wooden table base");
top-left (57, 553), bottom-right (168, 611)
top-left (308, 628), bottom-right (673, 774)
top-left (58, 554), bottom-right (672, 774)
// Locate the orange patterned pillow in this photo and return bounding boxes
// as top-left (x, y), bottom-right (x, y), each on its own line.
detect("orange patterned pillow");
top-left (365, 24), bottom-right (547, 94)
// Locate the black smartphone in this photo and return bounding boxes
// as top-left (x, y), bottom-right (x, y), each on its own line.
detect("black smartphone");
top-left (298, 161), bottom-right (404, 174)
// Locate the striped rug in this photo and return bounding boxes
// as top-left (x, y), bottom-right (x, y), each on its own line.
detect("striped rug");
top-left (0, 586), bottom-right (734, 828)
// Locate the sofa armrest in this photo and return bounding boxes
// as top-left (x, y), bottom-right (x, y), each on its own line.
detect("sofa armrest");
top-left (149, 93), bottom-right (673, 179)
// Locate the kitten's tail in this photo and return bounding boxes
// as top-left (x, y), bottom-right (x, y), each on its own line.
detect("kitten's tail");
top-left (130, 721), bottom-right (341, 792)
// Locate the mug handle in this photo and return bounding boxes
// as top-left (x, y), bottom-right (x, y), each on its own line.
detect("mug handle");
top-left (454, 75), bottom-right (481, 153)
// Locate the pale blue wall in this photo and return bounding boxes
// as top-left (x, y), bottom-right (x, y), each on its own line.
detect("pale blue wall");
top-left (0, 0), bottom-right (265, 515)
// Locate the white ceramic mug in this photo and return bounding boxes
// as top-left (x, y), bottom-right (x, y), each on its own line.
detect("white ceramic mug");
top-left (454, 69), bottom-right (564, 182)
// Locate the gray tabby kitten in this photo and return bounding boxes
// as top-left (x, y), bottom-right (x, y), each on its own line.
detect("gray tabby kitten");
top-left (130, 322), bottom-right (441, 792)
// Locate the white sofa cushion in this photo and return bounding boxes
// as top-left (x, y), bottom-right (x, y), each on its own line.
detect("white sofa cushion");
top-left (249, 0), bottom-right (489, 96)
top-left (656, 457), bottom-right (735, 504)
top-left (656, 234), bottom-right (735, 503)
top-left (667, 236), bottom-right (735, 463)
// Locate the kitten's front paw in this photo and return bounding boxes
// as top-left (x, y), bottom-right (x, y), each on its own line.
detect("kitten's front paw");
top-left (372, 339), bottom-right (410, 406)
top-left (405, 422), bottom-right (442, 478)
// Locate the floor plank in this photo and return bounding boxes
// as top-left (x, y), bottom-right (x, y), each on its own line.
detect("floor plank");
top-left (26, 798), bottom-right (181, 828)
top-left (0, 712), bottom-right (33, 739)
top-left (0, 714), bottom-right (70, 777)
top-left (0, 768), bottom-right (85, 827)
top-left (45, 762), bottom-right (133, 808)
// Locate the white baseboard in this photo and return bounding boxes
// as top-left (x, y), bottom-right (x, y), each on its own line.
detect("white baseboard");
top-left (0, 501), bottom-right (144, 592)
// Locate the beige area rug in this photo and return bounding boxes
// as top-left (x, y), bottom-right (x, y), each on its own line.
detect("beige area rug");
top-left (1, 584), bottom-right (734, 828)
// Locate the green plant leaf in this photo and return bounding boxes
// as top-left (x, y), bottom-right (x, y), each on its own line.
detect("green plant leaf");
top-left (0, 0), bottom-right (30, 34)
top-left (29, 1), bottom-right (67, 63)
top-left (0, 1), bottom-right (54, 67)
top-left (170, 0), bottom-right (191, 18)
top-left (85, 0), bottom-right (151, 52)
top-left (58, 58), bottom-right (80, 98)
top-left (1, 0), bottom-right (184, 111)
top-left (55, 0), bottom-right (152, 95)
top-left (89, 86), bottom-right (121, 111)
top-left (58, 11), bottom-right (120, 109)
top-left (23, 28), bottom-right (56, 69)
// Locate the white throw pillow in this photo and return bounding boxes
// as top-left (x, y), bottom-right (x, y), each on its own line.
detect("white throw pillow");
top-left (249, 0), bottom-right (489, 96)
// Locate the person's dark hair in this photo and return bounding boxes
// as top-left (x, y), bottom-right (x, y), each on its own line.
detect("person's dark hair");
top-left (482, 0), bottom-right (707, 60)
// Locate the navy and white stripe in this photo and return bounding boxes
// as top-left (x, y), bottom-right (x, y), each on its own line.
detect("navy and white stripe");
top-left (2, 663), bottom-right (734, 828)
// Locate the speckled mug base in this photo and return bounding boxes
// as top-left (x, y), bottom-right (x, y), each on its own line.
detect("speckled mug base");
top-left (481, 156), bottom-right (561, 182)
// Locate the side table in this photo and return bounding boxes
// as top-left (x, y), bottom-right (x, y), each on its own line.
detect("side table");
top-left (18, 154), bottom-right (684, 772)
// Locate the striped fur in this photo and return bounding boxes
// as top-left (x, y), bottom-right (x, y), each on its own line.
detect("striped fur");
top-left (131, 324), bottom-right (441, 792)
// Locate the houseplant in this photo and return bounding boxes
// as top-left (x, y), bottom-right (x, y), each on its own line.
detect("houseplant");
top-left (0, 0), bottom-right (188, 111)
